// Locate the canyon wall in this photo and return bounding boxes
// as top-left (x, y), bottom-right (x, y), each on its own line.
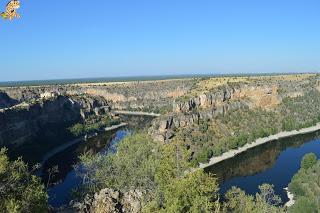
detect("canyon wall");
top-left (148, 80), bottom-right (308, 143)
top-left (0, 95), bottom-right (110, 149)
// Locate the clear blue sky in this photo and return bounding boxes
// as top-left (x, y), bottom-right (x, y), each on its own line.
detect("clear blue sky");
top-left (1, 0), bottom-right (320, 81)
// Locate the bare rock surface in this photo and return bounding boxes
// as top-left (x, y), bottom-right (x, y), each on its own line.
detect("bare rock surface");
top-left (63, 188), bottom-right (144, 213)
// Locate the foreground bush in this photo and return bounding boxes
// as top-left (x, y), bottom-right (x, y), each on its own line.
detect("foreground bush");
top-left (0, 148), bottom-right (48, 213)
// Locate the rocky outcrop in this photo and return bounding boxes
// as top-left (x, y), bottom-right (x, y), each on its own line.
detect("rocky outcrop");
top-left (0, 95), bottom-right (111, 148)
top-left (0, 91), bottom-right (19, 109)
top-left (0, 96), bottom-right (81, 148)
top-left (4, 86), bottom-right (68, 102)
top-left (70, 95), bottom-right (111, 119)
top-left (61, 188), bottom-right (144, 213)
top-left (149, 83), bottom-right (284, 142)
top-left (173, 87), bottom-right (237, 113)
top-left (149, 85), bottom-right (254, 142)
top-left (150, 101), bottom-right (249, 142)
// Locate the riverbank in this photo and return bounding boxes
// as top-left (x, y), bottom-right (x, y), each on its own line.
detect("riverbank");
top-left (199, 123), bottom-right (320, 169)
top-left (284, 187), bottom-right (295, 207)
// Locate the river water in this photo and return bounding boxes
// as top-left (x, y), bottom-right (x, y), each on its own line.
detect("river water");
top-left (45, 129), bottom-right (129, 207)
top-left (43, 118), bottom-right (320, 207)
top-left (43, 115), bottom-right (154, 207)
top-left (205, 131), bottom-right (320, 204)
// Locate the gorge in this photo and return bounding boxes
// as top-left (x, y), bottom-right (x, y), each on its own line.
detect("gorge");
top-left (1, 74), bottom-right (320, 212)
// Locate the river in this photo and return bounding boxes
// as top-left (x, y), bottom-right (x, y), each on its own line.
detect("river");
top-left (205, 131), bottom-right (320, 204)
top-left (44, 129), bottom-right (129, 207)
top-left (41, 118), bottom-right (320, 207)
top-left (41, 115), bottom-right (154, 207)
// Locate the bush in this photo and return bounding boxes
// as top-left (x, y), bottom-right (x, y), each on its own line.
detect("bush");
top-left (192, 148), bottom-right (213, 165)
top-left (300, 153), bottom-right (317, 170)
top-left (289, 197), bottom-right (317, 213)
top-left (68, 123), bottom-right (85, 136)
top-left (288, 153), bottom-right (320, 211)
top-left (0, 148), bottom-right (48, 213)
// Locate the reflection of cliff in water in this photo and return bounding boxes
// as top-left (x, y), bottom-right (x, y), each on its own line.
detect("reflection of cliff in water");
top-left (205, 132), bottom-right (320, 184)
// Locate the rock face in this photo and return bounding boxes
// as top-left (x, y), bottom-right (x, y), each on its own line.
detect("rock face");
top-left (148, 81), bottom-right (302, 142)
top-left (149, 85), bottom-right (253, 142)
top-left (0, 95), bottom-right (110, 148)
top-left (65, 188), bottom-right (144, 213)
top-left (0, 91), bottom-right (19, 109)
top-left (0, 96), bottom-right (80, 148)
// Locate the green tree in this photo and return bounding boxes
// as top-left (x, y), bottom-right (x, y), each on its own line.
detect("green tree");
top-left (300, 153), bottom-right (317, 170)
top-left (161, 170), bottom-right (219, 213)
top-left (79, 134), bottom-right (159, 195)
top-left (256, 184), bottom-right (281, 206)
top-left (288, 153), bottom-right (320, 211)
top-left (69, 123), bottom-right (85, 136)
top-left (289, 197), bottom-right (317, 213)
top-left (0, 148), bottom-right (48, 213)
top-left (224, 185), bottom-right (284, 213)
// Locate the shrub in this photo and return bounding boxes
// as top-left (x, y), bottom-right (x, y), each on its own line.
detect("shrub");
top-left (0, 148), bottom-right (48, 213)
top-left (289, 197), bottom-right (317, 213)
top-left (68, 123), bottom-right (85, 136)
top-left (300, 153), bottom-right (317, 170)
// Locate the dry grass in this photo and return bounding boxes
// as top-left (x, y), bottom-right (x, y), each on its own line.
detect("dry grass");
top-left (190, 73), bottom-right (315, 96)
top-left (74, 78), bottom-right (194, 87)
top-left (191, 77), bottom-right (249, 96)
top-left (251, 73), bottom-right (316, 81)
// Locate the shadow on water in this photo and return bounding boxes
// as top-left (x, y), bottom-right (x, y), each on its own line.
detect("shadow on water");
top-left (205, 131), bottom-right (320, 204)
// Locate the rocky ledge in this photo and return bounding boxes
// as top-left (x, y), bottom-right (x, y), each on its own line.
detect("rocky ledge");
top-left (56, 188), bottom-right (144, 213)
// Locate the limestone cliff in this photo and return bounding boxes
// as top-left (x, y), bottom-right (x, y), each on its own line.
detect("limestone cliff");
top-left (0, 95), bottom-right (110, 149)
top-left (148, 80), bottom-right (308, 142)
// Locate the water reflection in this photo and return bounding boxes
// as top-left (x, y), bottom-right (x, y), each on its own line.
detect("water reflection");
top-left (205, 131), bottom-right (320, 203)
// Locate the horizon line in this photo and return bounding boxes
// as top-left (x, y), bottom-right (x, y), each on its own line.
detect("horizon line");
top-left (0, 71), bottom-right (317, 87)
